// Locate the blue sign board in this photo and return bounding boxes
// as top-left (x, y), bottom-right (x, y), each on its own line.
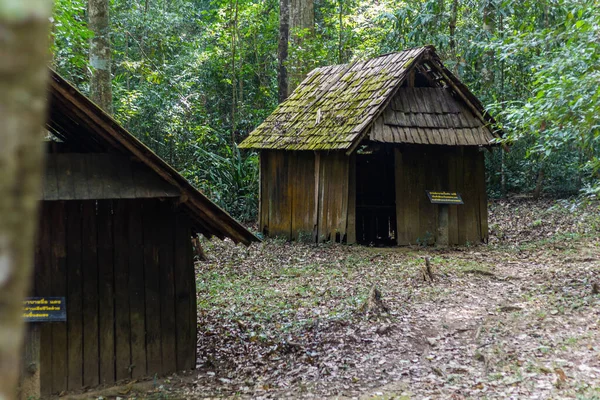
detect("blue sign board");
top-left (23, 297), bottom-right (67, 322)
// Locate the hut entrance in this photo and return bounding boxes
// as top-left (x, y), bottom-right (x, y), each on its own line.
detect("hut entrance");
top-left (355, 146), bottom-right (397, 245)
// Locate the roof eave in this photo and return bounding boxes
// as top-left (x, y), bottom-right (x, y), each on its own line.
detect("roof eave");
top-left (48, 70), bottom-right (260, 246)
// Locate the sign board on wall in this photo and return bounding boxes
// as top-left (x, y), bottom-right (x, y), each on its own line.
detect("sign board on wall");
top-left (23, 297), bottom-right (67, 322)
top-left (425, 191), bottom-right (464, 205)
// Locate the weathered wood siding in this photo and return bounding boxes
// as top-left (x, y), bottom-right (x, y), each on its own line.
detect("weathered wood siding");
top-left (394, 145), bottom-right (487, 245)
top-left (34, 199), bottom-right (196, 395)
top-left (260, 150), bottom-right (351, 242)
top-left (42, 153), bottom-right (181, 200)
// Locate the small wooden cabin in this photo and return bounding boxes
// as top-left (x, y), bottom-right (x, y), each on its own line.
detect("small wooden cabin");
top-left (239, 46), bottom-right (501, 246)
top-left (34, 71), bottom-right (258, 396)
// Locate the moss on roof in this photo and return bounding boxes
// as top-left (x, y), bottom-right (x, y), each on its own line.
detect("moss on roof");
top-left (239, 46), bottom-right (498, 151)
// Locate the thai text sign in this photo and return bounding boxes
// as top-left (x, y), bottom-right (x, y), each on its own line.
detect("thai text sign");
top-left (23, 297), bottom-right (66, 322)
top-left (426, 191), bottom-right (464, 205)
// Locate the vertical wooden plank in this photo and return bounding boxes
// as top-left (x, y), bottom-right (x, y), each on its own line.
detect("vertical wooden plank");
top-left (81, 200), bottom-right (99, 387)
top-left (70, 154), bottom-right (91, 200)
top-left (267, 151), bottom-right (292, 238)
top-left (304, 153), bottom-right (317, 239)
top-left (55, 154), bottom-right (75, 200)
top-left (288, 152), bottom-right (299, 241)
top-left (404, 150), bottom-right (420, 244)
top-left (143, 200), bottom-right (163, 376)
top-left (266, 151), bottom-right (277, 237)
top-left (437, 205), bottom-right (450, 246)
top-left (50, 201), bottom-right (68, 393)
top-left (128, 200), bottom-right (147, 378)
top-left (456, 147), bottom-right (466, 245)
top-left (86, 155), bottom-right (105, 200)
top-left (347, 154), bottom-right (357, 244)
top-left (21, 325), bottom-right (41, 400)
top-left (187, 221), bottom-right (197, 371)
top-left (174, 212), bottom-right (193, 371)
top-left (447, 149), bottom-right (459, 245)
top-left (66, 201), bottom-right (83, 390)
top-left (394, 148), bottom-right (407, 245)
top-left (114, 156), bottom-right (136, 199)
top-left (476, 151), bottom-right (489, 242)
top-left (97, 201), bottom-right (115, 385)
top-left (417, 152), bottom-right (431, 242)
top-left (43, 156), bottom-right (59, 200)
top-left (338, 154), bottom-right (350, 242)
top-left (326, 153), bottom-right (344, 242)
top-left (103, 155), bottom-right (122, 199)
top-left (291, 152), bottom-right (316, 241)
top-left (158, 201), bottom-right (177, 375)
top-left (324, 155), bottom-right (335, 241)
top-left (113, 200), bottom-right (132, 381)
top-left (313, 153), bottom-right (321, 242)
top-left (35, 204), bottom-right (53, 395)
top-left (463, 148), bottom-right (480, 244)
top-left (289, 152), bottom-right (297, 240)
top-left (258, 152), bottom-right (268, 234)
top-left (317, 155), bottom-right (330, 242)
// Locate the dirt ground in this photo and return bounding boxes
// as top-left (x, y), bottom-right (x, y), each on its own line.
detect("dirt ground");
top-left (92, 198), bottom-right (600, 399)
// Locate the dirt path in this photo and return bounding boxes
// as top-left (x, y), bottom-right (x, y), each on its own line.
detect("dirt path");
top-left (101, 198), bottom-right (600, 400)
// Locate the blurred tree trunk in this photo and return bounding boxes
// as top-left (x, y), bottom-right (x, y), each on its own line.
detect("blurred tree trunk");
top-left (230, 0), bottom-right (239, 144)
top-left (482, 0), bottom-right (496, 88)
top-left (0, 1), bottom-right (52, 397)
top-left (337, 0), bottom-right (344, 64)
top-left (278, 0), bottom-right (290, 103)
top-left (288, 0), bottom-right (314, 94)
top-left (449, 0), bottom-right (458, 63)
top-left (89, 0), bottom-right (113, 114)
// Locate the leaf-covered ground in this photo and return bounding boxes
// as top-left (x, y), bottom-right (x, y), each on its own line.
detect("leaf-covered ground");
top-left (170, 198), bottom-right (600, 399)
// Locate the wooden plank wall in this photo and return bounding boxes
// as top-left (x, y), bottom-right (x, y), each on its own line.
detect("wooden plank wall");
top-left (42, 154), bottom-right (180, 201)
top-left (394, 145), bottom-right (487, 245)
top-left (34, 199), bottom-right (197, 395)
top-left (260, 150), bottom-right (351, 243)
top-left (317, 152), bottom-right (350, 243)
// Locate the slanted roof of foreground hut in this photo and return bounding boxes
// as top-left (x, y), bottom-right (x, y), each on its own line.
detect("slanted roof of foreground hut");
top-left (239, 45), bottom-right (501, 153)
top-left (47, 70), bottom-right (259, 246)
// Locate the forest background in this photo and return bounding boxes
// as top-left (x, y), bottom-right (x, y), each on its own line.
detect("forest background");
top-left (52, 0), bottom-right (600, 223)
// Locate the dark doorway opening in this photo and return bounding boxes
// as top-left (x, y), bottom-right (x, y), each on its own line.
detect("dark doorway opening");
top-left (355, 145), bottom-right (397, 245)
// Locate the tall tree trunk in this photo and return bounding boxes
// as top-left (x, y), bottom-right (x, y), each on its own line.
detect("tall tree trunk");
top-left (338, 0), bottom-right (344, 64)
top-left (482, 0), bottom-right (495, 88)
top-left (290, 0), bottom-right (314, 36)
top-left (277, 0), bottom-right (290, 103)
top-left (89, 0), bottom-right (113, 114)
top-left (288, 0), bottom-right (314, 95)
top-left (0, 1), bottom-right (52, 397)
top-left (449, 0), bottom-right (458, 64)
top-left (230, 0), bottom-right (239, 144)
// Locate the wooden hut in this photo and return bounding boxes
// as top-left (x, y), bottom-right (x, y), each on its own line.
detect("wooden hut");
top-left (239, 46), bottom-right (501, 246)
top-left (33, 71), bottom-right (258, 396)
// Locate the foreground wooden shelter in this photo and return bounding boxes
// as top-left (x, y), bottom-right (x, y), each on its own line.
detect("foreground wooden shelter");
top-left (34, 71), bottom-right (258, 396)
top-left (239, 46), bottom-right (501, 245)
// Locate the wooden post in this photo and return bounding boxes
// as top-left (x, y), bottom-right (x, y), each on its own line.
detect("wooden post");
top-left (437, 204), bottom-right (449, 247)
top-left (20, 324), bottom-right (41, 400)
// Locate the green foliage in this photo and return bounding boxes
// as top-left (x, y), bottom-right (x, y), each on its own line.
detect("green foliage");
top-left (50, 0), bottom-right (600, 222)
top-left (183, 137), bottom-right (258, 222)
top-left (51, 0), bottom-right (92, 84)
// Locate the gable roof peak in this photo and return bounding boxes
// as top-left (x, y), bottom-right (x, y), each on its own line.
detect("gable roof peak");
top-left (239, 46), bottom-right (500, 152)
top-left (48, 70), bottom-right (259, 245)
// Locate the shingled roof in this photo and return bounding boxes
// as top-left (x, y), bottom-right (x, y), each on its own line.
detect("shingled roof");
top-left (47, 71), bottom-right (260, 246)
top-left (239, 46), bottom-right (500, 152)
